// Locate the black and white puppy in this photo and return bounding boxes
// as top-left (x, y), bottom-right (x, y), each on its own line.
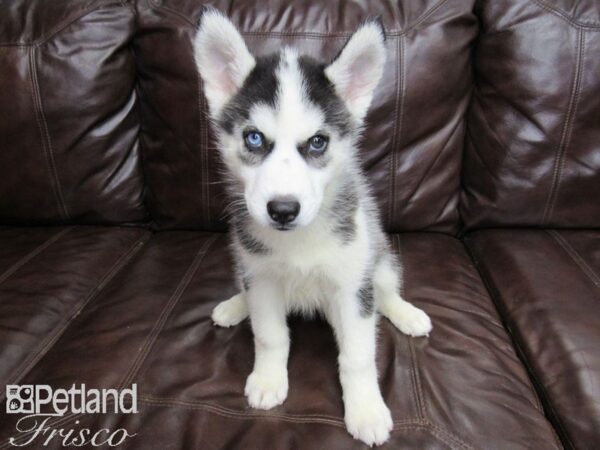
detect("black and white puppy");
top-left (194, 9), bottom-right (432, 446)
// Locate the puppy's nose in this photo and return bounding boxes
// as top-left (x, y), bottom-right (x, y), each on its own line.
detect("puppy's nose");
top-left (267, 197), bottom-right (300, 225)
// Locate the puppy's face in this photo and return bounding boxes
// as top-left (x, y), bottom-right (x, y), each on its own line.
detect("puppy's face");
top-left (194, 10), bottom-right (386, 231)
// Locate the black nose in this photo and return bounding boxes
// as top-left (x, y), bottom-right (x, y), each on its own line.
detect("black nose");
top-left (267, 197), bottom-right (301, 225)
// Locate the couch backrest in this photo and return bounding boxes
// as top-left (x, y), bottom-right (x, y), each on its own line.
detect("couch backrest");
top-left (135, 0), bottom-right (477, 233)
top-left (0, 0), bottom-right (147, 225)
top-left (461, 0), bottom-right (600, 230)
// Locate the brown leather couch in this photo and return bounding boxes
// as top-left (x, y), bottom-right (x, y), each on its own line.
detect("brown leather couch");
top-left (1, 0), bottom-right (598, 448)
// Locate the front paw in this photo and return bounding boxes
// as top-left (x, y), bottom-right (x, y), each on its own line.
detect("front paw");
top-left (398, 305), bottom-right (432, 337)
top-left (244, 370), bottom-right (288, 410)
top-left (212, 293), bottom-right (249, 327)
top-left (344, 396), bottom-right (393, 447)
top-left (387, 302), bottom-right (432, 337)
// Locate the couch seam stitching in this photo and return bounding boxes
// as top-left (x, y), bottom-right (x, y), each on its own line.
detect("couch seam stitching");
top-left (0, 230), bottom-right (150, 399)
top-left (0, 3), bottom-right (114, 47)
top-left (118, 234), bottom-right (219, 389)
top-left (541, 28), bottom-right (585, 224)
top-left (427, 420), bottom-right (474, 450)
top-left (139, 397), bottom-right (429, 429)
top-left (40, 2), bottom-right (130, 46)
top-left (140, 396), bottom-right (345, 424)
top-left (409, 338), bottom-right (425, 421)
top-left (530, 0), bottom-right (600, 30)
top-left (29, 47), bottom-right (70, 221)
top-left (33, 48), bottom-right (71, 220)
top-left (146, 6), bottom-right (385, 41)
top-left (36, 3), bottom-right (120, 46)
top-left (0, 227), bottom-right (73, 286)
top-left (147, 0), bottom-right (448, 37)
top-left (387, 36), bottom-right (404, 230)
top-left (427, 421), bottom-right (474, 450)
top-left (547, 230), bottom-right (600, 289)
top-left (396, 235), bottom-right (421, 420)
top-left (424, 427), bottom-right (462, 449)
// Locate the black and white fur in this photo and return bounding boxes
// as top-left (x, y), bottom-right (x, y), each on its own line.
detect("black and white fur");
top-left (194, 9), bottom-right (432, 446)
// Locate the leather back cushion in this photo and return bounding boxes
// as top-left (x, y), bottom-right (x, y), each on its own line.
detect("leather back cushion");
top-left (0, 0), bottom-right (147, 225)
top-left (135, 0), bottom-right (477, 233)
top-left (461, 0), bottom-right (600, 229)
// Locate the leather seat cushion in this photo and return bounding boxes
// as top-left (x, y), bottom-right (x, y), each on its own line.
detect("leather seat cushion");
top-left (466, 229), bottom-right (600, 449)
top-left (0, 226), bottom-right (150, 391)
top-left (461, 0), bottom-right (600, 229)
top-left (0, 231), bottom-right (559, 448)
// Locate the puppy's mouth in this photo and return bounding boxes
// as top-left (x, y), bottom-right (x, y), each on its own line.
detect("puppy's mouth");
top-left (271, 223), bottom-right (296, 232)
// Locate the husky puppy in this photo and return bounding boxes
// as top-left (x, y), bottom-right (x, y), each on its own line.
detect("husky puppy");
top-left (194, 9), bottom-right (432, 446)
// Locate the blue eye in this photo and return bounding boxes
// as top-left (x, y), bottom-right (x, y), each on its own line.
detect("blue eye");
top-left (308, 135), bottom-right (328, 153)
top-left (245, 131), bottom-right (264, 150)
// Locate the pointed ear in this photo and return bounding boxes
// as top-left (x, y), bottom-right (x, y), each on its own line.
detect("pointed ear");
top-left (193, 8), bottom-right (255, 117)
top-left (325, 20), bottom-right (387, 121)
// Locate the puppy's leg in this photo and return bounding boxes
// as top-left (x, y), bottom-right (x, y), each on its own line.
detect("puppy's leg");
top-left (244, 278), bottom-right (289, 409)
top-left (328, 290), bottom-right (393, 446)
top-left (211, 293), bottom-right (249, 327)
top-left (375, 254), bottom-right (432, 337)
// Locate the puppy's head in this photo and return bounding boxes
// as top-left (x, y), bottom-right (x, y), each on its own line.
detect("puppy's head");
top-left (194, 9), bottom-right (386, 231)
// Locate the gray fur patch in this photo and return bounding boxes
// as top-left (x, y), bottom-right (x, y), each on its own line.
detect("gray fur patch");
top-left (234, 223), bottom-right (270, 255)
top-left (242, 275), bottom-right (251, 291)
top-left (332, 180), bottom-right (359, 244)
top-left (358, 279), bottom-right (374, 317)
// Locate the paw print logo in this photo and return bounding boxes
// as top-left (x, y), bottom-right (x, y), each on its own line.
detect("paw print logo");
top-left (5, 385), bottom-right (34, 414)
